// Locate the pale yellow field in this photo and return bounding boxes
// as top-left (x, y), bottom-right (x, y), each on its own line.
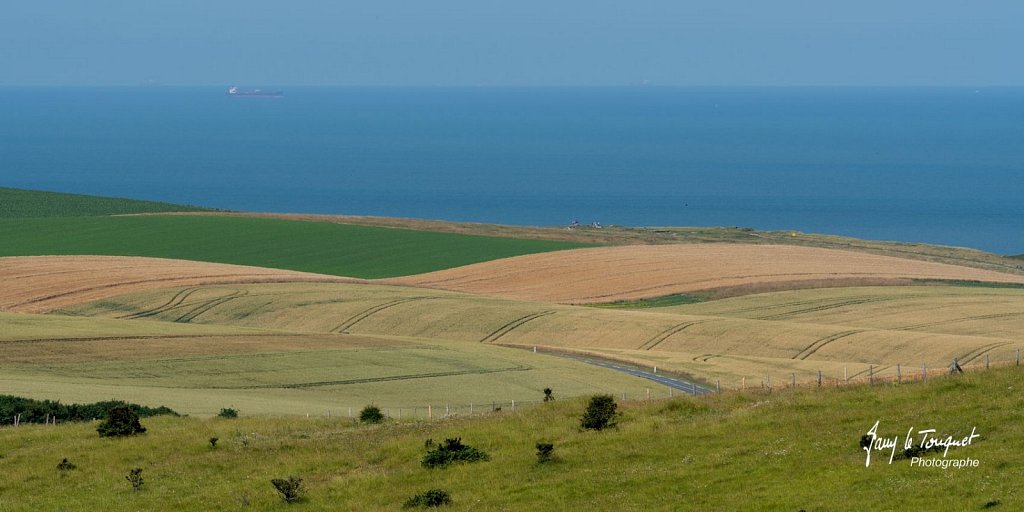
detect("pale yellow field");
top-left (388, 244), bottom-right (1024, 303)
top-left (0, 255), bottom-right (353, 313)
top-left (64, 282), bottom-right (1024, 387)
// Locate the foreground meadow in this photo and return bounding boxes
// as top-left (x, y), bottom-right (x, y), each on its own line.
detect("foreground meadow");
top-left (1, 367), bottom-right (1019, 511)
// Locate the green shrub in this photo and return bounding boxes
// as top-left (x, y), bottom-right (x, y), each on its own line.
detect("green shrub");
top-left (97, 406), bottom-right (146, 437)
top-left (56, 458), bottom-right (76, 471)
top-left (271, 476), bottom-right (304, 503)
top-left (543, 388), bottom-right (554, 402)
top-left (580, 394), bottom-right (619, 431)
top-left (422, 438), bottom-right (489, 468)
top-left (359, 405), bottom-right (384, 424)
top-left (209, 437), bottom-right (219, 448)
top-left (217, 407), bottom-right (238, 419)
top-left (403, 489), bottom-right (452, 508)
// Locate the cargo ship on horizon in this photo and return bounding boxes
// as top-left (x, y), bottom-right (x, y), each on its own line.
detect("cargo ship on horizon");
top-left (226, 86), bottom-right (283, 97)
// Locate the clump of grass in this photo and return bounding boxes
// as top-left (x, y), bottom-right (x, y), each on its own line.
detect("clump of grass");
top-left (422, 438), bottom-right (489, 468)
top-left (536, 442), bottom-right (555, 463)
top-left (217, 407), bottom-right (239, 419)
top-left (271, 476), bottom-right (304, 503)
top-left (403, 489), bottom-right (451, 508)
top-left (56, 458), bottom-right (77, 471)
top-left (125, 468), bottom-right (144, 491)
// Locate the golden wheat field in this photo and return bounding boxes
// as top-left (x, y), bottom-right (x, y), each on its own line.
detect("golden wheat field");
top-left (0, 255), bottom-right (353, 313)
top-left (389, 244), bottom-right (1024, 303)
top-left (62, 280), bottom-right (1024, 387)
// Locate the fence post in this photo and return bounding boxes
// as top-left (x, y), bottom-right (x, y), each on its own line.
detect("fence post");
top-left (428, 405), bottom-right (432, 420)
top-left (922, 364), bottom-right (927, 382)
top-left (897, 363), bottom-right (901, 384)
top-left (653, 366), bottom-right (657, 373)
top-left (622, 392), bottom-right (626, 401)
top-left (646, 388), bottom-right (650, 401)
top-left (669, 387), bottom-right (673, 398)
top-left (817, 369), bottom-right (822, 387)
top-left (844, 367), bottom-right (848, 384)
top-left (1017, 349), bottom-right (1021, 367)
top-left (985, 354), bottom-right (990, 370)
top-left (716, 380), bottom-right (721, 393)
top-left (446, 404), bottom-right (450, 417)
top-left (511, 400), bottom-right (515, 411)
top-left (470, 403), bottom-right (473, 415)
top-left (868, 365), bottom-right (873, 385)
top-left (742, 377), bottom-right (746, 390)
top-left (347, 407), bottom-right (352, 418)
top-left (791, 373), bottom-right (796, 388)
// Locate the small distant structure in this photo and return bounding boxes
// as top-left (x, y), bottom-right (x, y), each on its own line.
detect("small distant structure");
top-left (591, 221), bottom-right (602, 229)
top-left (567, 219), bottom-right (580, 230)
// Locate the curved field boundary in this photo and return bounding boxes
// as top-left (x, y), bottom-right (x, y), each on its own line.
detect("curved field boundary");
top-left (332, 297), bottom-right (432, 333)
top-left (480, 311), bottom-right (556, 343)
top-left (0, 256), bottom-right (353, 313)
top-left (202, 365), bottom-right (533, 390)
top-left (640, 321), bottom-right (705, 351)
top-left (793, 330), bottom-right (865, 360)
top-left (390, 244), bottom-right (1024, 304)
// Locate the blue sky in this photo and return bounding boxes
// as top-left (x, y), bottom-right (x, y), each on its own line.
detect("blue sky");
top-left (2, 0), bottom-right (1021, 86)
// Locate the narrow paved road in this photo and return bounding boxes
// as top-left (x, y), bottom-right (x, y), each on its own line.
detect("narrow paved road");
top-left (551, 353), bottom-right (713, 395)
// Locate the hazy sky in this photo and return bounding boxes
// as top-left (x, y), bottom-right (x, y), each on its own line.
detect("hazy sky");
top-left (3, 0), bottom-right (1021, 86)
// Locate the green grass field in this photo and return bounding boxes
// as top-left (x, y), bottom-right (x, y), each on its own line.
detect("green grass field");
top-left (0, 187), bottom-right (213, 218)
top-left (0, 366), bottom-right (1018, 511)
top-left (0, 215), bottom-right (590, 278)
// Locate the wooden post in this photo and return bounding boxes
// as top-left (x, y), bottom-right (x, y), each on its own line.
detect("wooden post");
top-left (766, 374), bottom-right (771, 389)
top-left (922, 364), bottom-right (927, 382)
top-left (986, 354), bottom-right (990, 370)
top-left (742, 377), bottom-right (745, 390)
top-left (446, 404), bottom-right (449, 417)
top-left (511, 400), bottom-right (516, 411)
top-left (716, 380), bottom-right (721, 393)
top-left (897, 363), bottom-right (901, 384)
top-left (1017, 349), bottom-right (1021, 367)
top-left (347, 407), bottom-right (352, 417)
top-left (646, 388), bottom-right (650, 401)
top-left (791, 373), bottom-right (796, 388)
top-left (622, 392), bottom-right (626, 401)
top-left (669, 388), bottom-right (673, 398)
top-left (470, 403), bottom-right (473, 415)
top-left (817, 369), bottom-right (822, 387)
top-left (428, 405), bottom-right (432, 420)
top-left (653, 366), bottom-right (657, 373)
top-left (868, 365), bottom-right (873, 385)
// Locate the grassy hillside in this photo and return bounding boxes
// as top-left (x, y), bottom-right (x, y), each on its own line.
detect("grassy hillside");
top-left (0, 367), bottom-right (1018, 511)
top-left (0, 187), bottom-right (213, 217)
top-left (66, 282), bottom-right (1024, 387)
top-left (0, 215), bottom-right (590, 278)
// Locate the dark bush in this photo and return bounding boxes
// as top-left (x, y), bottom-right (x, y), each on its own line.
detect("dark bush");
top-left (536, 442), bottom-right (555, 463)
top-left (0, 395), bottom-right (176, 425)
top-left (580, 394), bottom-right (618, 431)
top-left (543, 388), bottom-right (554, 402)
top-left (271, 476), bottom-right (304, 503)
top-left (56, 458), bottom-right (76, 471)
top-left (422, 437), bottom-right (489, 468)
top-left (125, 468), bottom-right (144, 491)
top-left (217, 407), bottom-right (239, 419)
top-left (403, 489), bottom-right (452, 508)
top-left (359, 405), bottom-right (384, 424)
top-left (97, 406), bottom-right (146, 437)
top-left (209, 437), bottom-right (219, 448)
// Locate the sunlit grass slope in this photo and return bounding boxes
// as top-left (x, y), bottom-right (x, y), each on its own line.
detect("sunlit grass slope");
top-left (1, 367), bottom-right (1019, 511)
top-left (0, 215), bottom-right (590, 278)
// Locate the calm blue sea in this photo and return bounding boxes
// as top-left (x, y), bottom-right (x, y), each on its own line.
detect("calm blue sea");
top-left (1, 87), bottom-right (1021, 254)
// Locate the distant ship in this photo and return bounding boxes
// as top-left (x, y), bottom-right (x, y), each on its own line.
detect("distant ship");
top-left (226, 86), bottom-right (283, 97)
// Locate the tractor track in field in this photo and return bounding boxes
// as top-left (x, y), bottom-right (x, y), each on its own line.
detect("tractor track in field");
top-left (202, 365), bottom-right (533, 389)
top-left (959, 342), bottom-right (1015, 365)
top-left (174, 290), bottom-right (249, 323)
top-left (793, 330), bottom-right (865, 360)
top-left (898, 312), bottom-right (1024, 332)
top-left (754, 296), bottom-right (901, 321)
top-left (480, 311), bottom-right (556, 343)
top-left (640, 320), bottom-right (706, 350)
top-left (118, 287), bottom-right (201, 319)
top-left (331, 297), bottom-right (432, 333)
